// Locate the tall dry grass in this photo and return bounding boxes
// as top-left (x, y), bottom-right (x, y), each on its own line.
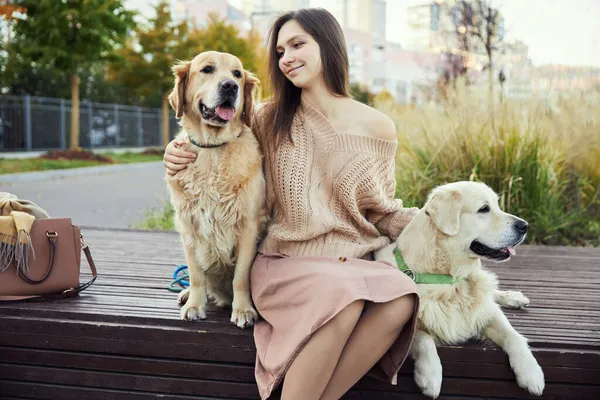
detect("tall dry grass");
top-left (377, 84), bottom-right (600, 246)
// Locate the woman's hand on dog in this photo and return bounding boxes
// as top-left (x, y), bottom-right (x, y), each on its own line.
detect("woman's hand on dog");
top-left (164, 138), bottom-right (196, 175)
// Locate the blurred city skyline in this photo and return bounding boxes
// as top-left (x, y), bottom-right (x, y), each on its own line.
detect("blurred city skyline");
top-left (125, 0), bottom-right (600, 68)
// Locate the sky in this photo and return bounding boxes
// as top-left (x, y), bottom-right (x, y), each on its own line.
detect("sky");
top-left (124, 0), bottom-right (600, 68)
top-left (387, 0), bottom-right (600, 67)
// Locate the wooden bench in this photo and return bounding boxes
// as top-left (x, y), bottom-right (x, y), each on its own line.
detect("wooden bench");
top-left (1, 227), bottom-right (599, 399)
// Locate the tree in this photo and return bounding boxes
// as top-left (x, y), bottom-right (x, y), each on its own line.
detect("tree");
top-left (11, 0), bottom-right (135, 149)
top-left (248, 28), bottom-right (270, 101)
top-left (471, 0), bottom-right (503, 109)
top-left (350, 82), bottom-right (374, 106)
top-left (436, 1), bottom-right (474, 100)
top-left (437, 51), bottom-right (468, 100)
top-left (446, 0), bottom-right (503, 110)
top-left (0, 0), bottom-right (25, 45)
top-left (449, 0), bottom-right (474, 83)
top-left (194, 14), bottom-right (258, 73)
top-left (108, 1), bottom-right (198, 147)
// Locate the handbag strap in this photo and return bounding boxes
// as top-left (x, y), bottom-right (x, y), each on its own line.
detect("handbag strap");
top-left (40, 235), bottom-right (98, 300)
top-left (18, 231), bottom-right (58, 284)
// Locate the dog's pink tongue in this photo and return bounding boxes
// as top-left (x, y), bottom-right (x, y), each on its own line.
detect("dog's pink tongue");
top-left (508, 247), bottom-right (516, 255)
top-left (216, 105), bottom-right (234, 121)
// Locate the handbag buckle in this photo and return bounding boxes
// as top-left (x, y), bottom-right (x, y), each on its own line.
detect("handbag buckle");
top-left (80, 233), bottom-right (89, 250)
top-left (62, 288), bottom-right (77, 297)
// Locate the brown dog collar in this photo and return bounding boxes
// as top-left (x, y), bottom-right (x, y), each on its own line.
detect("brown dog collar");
top-left (188, 132), bottom-right (242, 149)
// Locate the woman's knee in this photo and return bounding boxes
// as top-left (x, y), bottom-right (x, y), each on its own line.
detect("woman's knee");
top-left (328, 300), bottom-right (365, 335)
top-left (370, 294), bottom-right (416, 332)
top-left (394, 294), bottom-right (416, 321)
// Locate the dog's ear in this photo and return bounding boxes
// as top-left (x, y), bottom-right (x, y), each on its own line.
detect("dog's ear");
top-left (425, 188), bottom-right (462, 236)
top-left (168, 61), bottom-right (191, 119)
top-left (242, 70), bottom-right (259, 127)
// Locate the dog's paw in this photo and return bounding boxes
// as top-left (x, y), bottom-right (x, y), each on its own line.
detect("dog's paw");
top-left (513, 355), bottom-right (545, 396)
top-left (177, 288), bottom-right (190, 305)
top-left (231, 301), bottom-right (258, 329)
top-left (414, 357), bottom-right (443, 399)
top-left (180, 302), bottom-right (207, 321)
top-left (498, 290), bottom-right (530, 309)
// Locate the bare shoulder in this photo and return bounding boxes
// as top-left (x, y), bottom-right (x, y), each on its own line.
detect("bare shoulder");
top-left (349, 100), bottom-right (397, 142)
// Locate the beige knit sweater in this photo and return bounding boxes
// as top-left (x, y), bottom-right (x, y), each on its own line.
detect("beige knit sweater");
top-left (254, 97), bottom-right (419, 259)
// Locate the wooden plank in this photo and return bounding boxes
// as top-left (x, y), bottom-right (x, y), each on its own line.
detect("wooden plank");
top-left (9, 299), bottom-right (599, 333)
top-left (0, 380), bottom-right (502, 400)
top-left (0, 364), bottom-right (261, 399)
top-left (2, 346), bottom-right (599, 386)
top-left (3, 303), bottom-right (598, 348)
top-left (0, 381), bottom-right (233, 400)
top-left (0, 332), bottom-right (257, 365)
top-left (2, 363), bottom-right (599, 400)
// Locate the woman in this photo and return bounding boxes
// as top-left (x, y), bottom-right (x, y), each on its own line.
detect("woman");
top-left (164, 8), bottom-right (419, 400)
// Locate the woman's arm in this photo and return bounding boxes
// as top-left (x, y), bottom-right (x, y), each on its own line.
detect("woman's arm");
top-left (365, 163), bottom-right (419, 240)
top-left (366, 197), bottom-right (419, 240)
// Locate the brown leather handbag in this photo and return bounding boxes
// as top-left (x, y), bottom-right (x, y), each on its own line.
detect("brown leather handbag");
top-left (0, 217), bottom-right (97, 301)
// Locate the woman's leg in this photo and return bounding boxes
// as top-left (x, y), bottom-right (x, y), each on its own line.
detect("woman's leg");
top-left (319, 294), bottom-right (416, 400)
top-left (281, 300), bottom-right (365, 400)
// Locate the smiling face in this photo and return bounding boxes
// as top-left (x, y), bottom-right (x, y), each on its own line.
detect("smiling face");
top-left (425, 181), bottom-right (529, 263)
top-left (275, 20), bottom-right (323, 90)
top-left (168, 51), bottom-right (258, 129)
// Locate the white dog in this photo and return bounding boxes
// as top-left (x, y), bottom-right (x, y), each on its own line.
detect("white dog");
top-left (374, 181), bottom-right (544, 398)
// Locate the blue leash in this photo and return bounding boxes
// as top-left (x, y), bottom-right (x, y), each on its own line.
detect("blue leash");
top-left (168, 264), bottom-right (189, 292)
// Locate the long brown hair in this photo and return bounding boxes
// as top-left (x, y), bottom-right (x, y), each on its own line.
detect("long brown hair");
top-left (261, 8), bottom-right (351, 149)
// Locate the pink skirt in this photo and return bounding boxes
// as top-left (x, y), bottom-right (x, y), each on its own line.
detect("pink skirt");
top-left (251, 252), bottom-right (419, 399)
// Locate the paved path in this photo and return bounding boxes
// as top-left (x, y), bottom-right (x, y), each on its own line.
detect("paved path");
top-left (0, 162), bottom-right (170, 228)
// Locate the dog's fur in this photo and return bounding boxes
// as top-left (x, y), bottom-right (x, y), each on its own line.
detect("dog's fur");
top-left (165, 51), bottom-right (266, 328)
top-left (374, 181), bottom-right (544, 398)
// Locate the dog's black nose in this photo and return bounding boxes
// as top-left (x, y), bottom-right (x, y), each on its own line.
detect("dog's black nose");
top-left (220, 80), bottom-right (239, 94)
top-left (514, 219), bottom-right (528, 235)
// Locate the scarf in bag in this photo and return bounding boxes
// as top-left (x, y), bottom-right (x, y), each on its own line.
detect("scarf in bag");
top-left (0, 192), bottom-right (50, 273)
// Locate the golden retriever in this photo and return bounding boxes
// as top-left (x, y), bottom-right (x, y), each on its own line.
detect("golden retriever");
top-left (165, 51), bottom-right (266, 329)
top-left (374, 181), bottom-right (544, 398)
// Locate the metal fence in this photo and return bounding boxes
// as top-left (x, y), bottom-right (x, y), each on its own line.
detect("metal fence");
top-left (0, 95), bottom-right (180, 152)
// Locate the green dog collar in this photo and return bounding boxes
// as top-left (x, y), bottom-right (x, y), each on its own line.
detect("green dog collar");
top-left (393, 247), bottom-right (459, 285)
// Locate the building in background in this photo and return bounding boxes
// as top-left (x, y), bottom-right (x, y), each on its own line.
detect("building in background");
top-left (172, 0), bottom-right (250, 31)
top-left (406, 0), bottom-right (504, 56)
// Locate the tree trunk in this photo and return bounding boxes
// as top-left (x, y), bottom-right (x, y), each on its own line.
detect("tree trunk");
top-left (488, 62), bottom-right (494, 106)
top-left (488, 54), bottom-right (495, 129)
top-left (70, 73), bottom-right (80, 149)
top-left (486, 47), bottom-right (494, 111)
top-left (162, 93), bottom-right (170, 148)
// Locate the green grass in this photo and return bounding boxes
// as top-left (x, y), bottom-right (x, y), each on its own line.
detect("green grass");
top-left (0, 158), bottom-right (107, 174)
top-left (108, 151), bottom-right (164, 164)
top-left (135, 200), bottom-right (175, 230)
top-left (376, 84), bottom-right (599, 246)
top-left (0, 150), bottom-right (164, 175)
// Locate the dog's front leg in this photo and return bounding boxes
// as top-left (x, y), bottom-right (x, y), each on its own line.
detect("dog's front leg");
top-left (494, 290), bottom-right (530, 309)
top-left (231, 218), bottom-right (259, 329)
top-left (179, 237), bottom-right (208, 321)
top-left (411, 329), bottom-right (443, 399)
top-left (483, 307), bottom-right (544, 395)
